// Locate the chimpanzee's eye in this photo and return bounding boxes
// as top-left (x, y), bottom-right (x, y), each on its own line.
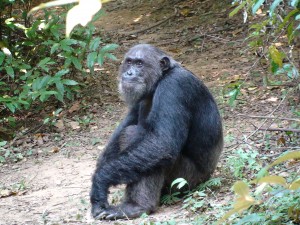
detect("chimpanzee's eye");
top-left (136, 60), bottom-right (143, 67)
top-left (126, 59), bottom-right (132, 65)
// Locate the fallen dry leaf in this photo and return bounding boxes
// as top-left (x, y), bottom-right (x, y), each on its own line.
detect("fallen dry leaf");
top-left (68, 101), bottom-right (81, 114)
top-left (55, 119), bottom-right (65, 131)
top-left (0, 189), bottom-right (13, 198)
top-left (37, 138), bottom-right (43, 146)
top-left (69, 121), bottom-right (80, 130)
top-left (51, 147), bottom-right (60, 153)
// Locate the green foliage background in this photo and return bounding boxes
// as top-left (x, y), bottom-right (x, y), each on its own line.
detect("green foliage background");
top-left (228, 0), bottom-right (300, 105)
top-left (0, 0), bottom-right (117, 115)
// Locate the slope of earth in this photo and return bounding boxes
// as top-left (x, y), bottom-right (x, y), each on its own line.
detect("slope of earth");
top-left (1, 0), bottom-right (299, 224)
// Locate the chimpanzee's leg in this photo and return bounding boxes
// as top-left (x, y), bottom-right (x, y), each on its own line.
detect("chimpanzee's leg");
top-left (164, 156), bottom-right (211, 192)
top-left (97, 172), bottom-right (164, 220)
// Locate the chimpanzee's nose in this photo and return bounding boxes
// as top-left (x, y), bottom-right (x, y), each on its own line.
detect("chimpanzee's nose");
top-left (126, 70), bottom-right (133, 76)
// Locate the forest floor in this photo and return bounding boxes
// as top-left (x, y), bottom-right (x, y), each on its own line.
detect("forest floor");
top-left (1, 0), bottom-right (299, 224)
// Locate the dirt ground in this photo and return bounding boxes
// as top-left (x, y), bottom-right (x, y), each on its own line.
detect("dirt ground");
top-left (1, 0), bottom-right (299, 224)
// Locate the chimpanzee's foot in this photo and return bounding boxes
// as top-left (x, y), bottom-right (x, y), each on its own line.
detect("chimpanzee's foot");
top-left (95, 203), bottom-right (151, 220)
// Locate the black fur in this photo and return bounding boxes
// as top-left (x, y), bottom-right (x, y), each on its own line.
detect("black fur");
top-left (90, 44), bottom-right (223, 220)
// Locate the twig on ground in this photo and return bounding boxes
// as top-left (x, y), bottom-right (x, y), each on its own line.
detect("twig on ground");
top-left (274, 163), bottom-right (300, 175)
top-left (156, 39), bottom-right (180, 46)
top-left (120, 9), bottom-right (177, 36)
top-left (258, 127), bottom-right (300, 133)
top-left (246, 95), bottom-right (287, 140)
top-left (9, 123), bottom-right (44, 147)
top-left (264, 147), bottom-right (300, 157)
top-left (188, 24), bottom-right (245, 43)
top-left (237, 114), bottom-right (300, 122)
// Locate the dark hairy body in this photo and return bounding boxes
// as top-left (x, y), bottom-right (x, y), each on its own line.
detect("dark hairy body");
top-left (90, 44), bottom-right (223, 220)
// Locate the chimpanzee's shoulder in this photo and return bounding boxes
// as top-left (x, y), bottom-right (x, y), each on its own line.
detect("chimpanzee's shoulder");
top-left (163, 65), bottom-right (202, 86)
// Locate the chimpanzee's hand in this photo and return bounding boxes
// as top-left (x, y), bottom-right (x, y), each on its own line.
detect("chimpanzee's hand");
top-left (91, 200), bottom-right (109, 219)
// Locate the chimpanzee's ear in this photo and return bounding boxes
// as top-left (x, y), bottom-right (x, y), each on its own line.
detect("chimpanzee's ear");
top-left (160, 56), bottom-right (171, 71)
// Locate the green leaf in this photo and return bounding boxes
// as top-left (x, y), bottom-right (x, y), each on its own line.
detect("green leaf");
top-left (171, 178), bottom-right (188, 190)
top-left (60, 39), bottom-right (76, 52)
top-left (97, 53), bottom-right (104, 66)
top-left (0, 52), bottom-right (5, 65)
top-left (100, 43), bottom-right (119, 53)
top-left (18, 100), bottom-right (30, 106)
top-left (6, 102), bottom-right (16, 113)
top-left (229, 1), bottom-right (247, 18)
top-left (56, 82), bottom-right (65, 96)
top-left (32, 77), bottom-right (41, 91)
top-left (256, 168), bottom-right (269, 180)
top-left (228, 87), bottom-right (240, 106)
top-left (277, 9), bottom-right (299, 31)
top-left (287, 22), bottom-right (295, 44)
top-left (4, 149), bottom-right (10, 158)
top-left (105, 53), bottom-right (118, 61)
top-left (87, 52), bottom-right (97, 68)
top-left (40, 75), bottom-right (51, 89)
top-left (50, 25), bottom-right (60, 40)
top-left (269, 45), bottom-right (282, 67)
top-left (50, 43), bottom-right (60, 54)
top-left (269, 151), bottom-right (300, 167)
top-left (271, 60), bottom-right (279, 73)
top-left (62, 79), bottom-right (78, 85)
top-left (0, 141), bottom-right (7, 147)
top-left (5, 66), bottom-right (14, 78)
top-left (292, 66), bottom-right (299, 78)
top-left (257, 175), bottom-right (287, 187)
top-left (64, 58), bottom-right (72, 67)
top-left (233, 181), bottom-right (249, 197)
top-left (289, 179), bottom-right (300, 190)
top-left (89, 37), bottom-right (101, 51)
top-left (44, 117), bottom-right (50, 124)
top-left (38, 57), bottom-right (51, 67)
top-left (269, 0), bottom-right (282, 16)
top-left (71, 56), bottom-right (82, 70)
top-left (252, 0), bottom-right (265, 14)
top-left (39, 93), bottom-right (48, 102)
top-left (39, 91), bottom-right (58, 102)
top-left (0, 156), bottom-right (5, 163)
top-left (60, 39), bottom-right (78, 46)
top-left (55, 69), bottom-right (69, 77)
top-left (55, 92), bottom-right (64, 102)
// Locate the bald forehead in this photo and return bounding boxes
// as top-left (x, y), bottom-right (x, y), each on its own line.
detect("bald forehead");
top-left (125, 45), bottom-right (160, 59)
top-left (126, 47), bottom-right (145, 59)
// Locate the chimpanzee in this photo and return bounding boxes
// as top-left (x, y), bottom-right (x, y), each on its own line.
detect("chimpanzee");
top-left (90, 44), bottom-right (223, 220)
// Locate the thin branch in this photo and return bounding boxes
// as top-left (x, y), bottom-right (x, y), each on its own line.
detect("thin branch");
top-left (258, 127), bottom-right (300, 133)
top-left (120, 9), bottom-right (177, 36)
top-left (274, 163), bottom-right (300, 175)
top-left (237, 114), bottom-right (300, 122)
top-left (264, 147), bottom-right (300, 157)
top-left (188, 24), bottom-right (245, 43)
top-left (246, 95), bottom-right (286, 140)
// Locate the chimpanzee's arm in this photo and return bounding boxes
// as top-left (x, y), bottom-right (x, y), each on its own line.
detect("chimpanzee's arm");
top-left (97, 104), bottom-right (139, 164)
top-left (90, 79), bottom-right (190, 209)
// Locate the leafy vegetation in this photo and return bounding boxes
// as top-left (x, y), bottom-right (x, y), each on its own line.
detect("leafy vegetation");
top-left (220, 1), bottom-right (300, 223)
top-left (228, 0), bottom-right (300, 104)
top-left (226, 148), bottom-right (261, 178)
top-left (0, 0), bottom-right (117, 143)
top-left (219, 151), bottom-right (300, 225)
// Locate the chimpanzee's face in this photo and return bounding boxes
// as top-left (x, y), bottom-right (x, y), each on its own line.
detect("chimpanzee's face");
top-left (118, 45), bottom-right (162, 105)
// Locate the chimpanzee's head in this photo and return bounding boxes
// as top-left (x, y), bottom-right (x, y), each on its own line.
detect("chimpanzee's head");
top-left (118, 44), bottom-right (176, 105)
